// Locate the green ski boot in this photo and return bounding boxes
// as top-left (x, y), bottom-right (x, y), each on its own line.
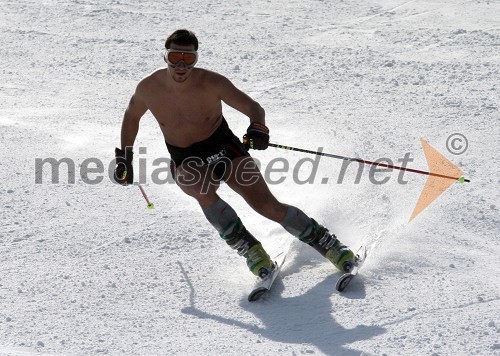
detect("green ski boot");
top-left (324, 238), bottom-right (356, 273)
top-left (221, 219), bottom-right (273, 277)
top-left (245, 243), bottom-right (274, 277)
top-left (300, 219), bottom-right (356, 272)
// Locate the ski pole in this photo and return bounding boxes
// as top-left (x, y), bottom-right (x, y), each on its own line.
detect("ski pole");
top-left (269, 143), bottom-right (470, 183)
top-left (138, 184), bottom-right (155, 209)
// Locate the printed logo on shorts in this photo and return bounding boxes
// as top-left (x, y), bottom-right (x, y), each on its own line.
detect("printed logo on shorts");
top-left (206, 149), bottom-right (227, 164)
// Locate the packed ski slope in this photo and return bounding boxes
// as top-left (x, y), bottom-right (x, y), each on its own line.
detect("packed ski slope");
top-left (1, 0), bottom-right (499, 355)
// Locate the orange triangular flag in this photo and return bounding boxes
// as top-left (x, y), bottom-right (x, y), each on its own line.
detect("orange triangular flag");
top-left (409, 139), bottom-right (464, 222)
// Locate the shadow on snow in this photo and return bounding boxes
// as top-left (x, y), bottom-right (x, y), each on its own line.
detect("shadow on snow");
top-left (179, 262), bottom-right (385, 355)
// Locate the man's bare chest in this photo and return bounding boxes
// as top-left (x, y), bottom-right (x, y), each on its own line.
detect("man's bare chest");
top-left (146, 86), bottom-right (221, 126)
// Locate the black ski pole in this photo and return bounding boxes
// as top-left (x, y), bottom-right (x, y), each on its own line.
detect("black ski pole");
top-left (268, 143), bottom-right (470, 183)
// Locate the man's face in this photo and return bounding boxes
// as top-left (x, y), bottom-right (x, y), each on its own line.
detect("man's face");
top-left (165, 43), bottom-right (197, 83)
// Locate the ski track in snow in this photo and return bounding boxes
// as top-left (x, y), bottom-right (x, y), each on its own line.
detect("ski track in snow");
top-left (1, 0), bottom-right (499, 355)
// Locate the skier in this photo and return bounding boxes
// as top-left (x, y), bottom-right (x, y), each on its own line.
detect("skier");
top-left (114, 29), bottom-right (355, 279)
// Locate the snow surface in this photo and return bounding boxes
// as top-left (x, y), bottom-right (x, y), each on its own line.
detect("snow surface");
top-left (1, 0), bottom-right (499, 355)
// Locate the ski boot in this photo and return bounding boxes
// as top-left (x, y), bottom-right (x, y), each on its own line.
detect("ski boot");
top-left (300, 219), bottom-right (356, 272)
top-left (220, 219), bottom-right (274, 277)
top-left (245, 244), bottom-right (275, 278)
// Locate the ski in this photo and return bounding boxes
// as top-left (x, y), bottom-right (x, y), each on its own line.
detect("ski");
top-left (248, 251), bottom-right (287, 302)
top-left (335, 245), bottom-right (367, 292)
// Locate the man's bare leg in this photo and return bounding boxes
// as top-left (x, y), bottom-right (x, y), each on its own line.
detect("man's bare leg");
top-left (174, 162), bottom-right (274, 276)
top-left (225, 156), bottom-right (287, 222)
top-left (226, 156), bottom-right (356, 272)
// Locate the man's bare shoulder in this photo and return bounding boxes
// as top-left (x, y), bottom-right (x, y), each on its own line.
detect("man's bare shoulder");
top-left (195, 69), bottom-right (234, 96)
top-left (138, 68), bottom-right (166, 86)
top-left (132, 68), bottom-right (167, 98)
top-left (198, 68), bottom-right (228, 82)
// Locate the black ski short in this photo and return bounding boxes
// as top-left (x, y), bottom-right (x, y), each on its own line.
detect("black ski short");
top-left (166, 116), bottom-right (249, 181)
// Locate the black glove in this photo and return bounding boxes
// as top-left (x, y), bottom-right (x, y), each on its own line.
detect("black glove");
top-left (243, 122), bottom-right (269, 150)
top-left (114, 147), bottom-right (134, 185)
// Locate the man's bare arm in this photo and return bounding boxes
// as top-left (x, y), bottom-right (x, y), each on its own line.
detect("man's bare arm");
top-left (216, 75), bottom-right (265, 125)
top-left (120, 87), bottom-right (148, 149)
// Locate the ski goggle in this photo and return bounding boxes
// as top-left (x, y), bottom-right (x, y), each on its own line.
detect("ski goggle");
top-left (164, 49), bottom-right (198, 68)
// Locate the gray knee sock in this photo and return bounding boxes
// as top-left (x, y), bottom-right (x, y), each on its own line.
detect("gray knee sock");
top-left (281, 206), bottom-right (314, 238)
top-left (202, 199), bottom-right (261, 258)
top-left (202, 198), bottom-right (239, 233)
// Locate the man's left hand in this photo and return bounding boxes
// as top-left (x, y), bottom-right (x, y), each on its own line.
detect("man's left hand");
top-left (243, 122), bottom-right (269, 150)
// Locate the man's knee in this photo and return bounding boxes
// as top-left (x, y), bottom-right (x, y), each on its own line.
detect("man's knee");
top-left (177, 182), bottom-right (217, 205)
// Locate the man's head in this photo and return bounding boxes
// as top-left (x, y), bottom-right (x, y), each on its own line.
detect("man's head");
top-left (165, 29), bottom-right (198, 51)
top-left (164, 29), bottom-right (199, 83)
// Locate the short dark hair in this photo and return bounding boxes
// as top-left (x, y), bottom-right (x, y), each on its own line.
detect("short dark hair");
top-left (165, 29), bottom-right (198, 50)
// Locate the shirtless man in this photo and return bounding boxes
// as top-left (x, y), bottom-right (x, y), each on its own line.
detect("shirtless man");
top-left (114, 29), bottom-right (355, 278)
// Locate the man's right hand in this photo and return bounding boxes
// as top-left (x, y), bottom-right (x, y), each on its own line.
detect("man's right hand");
top-left (114, 147), bottom-right (134, 185)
